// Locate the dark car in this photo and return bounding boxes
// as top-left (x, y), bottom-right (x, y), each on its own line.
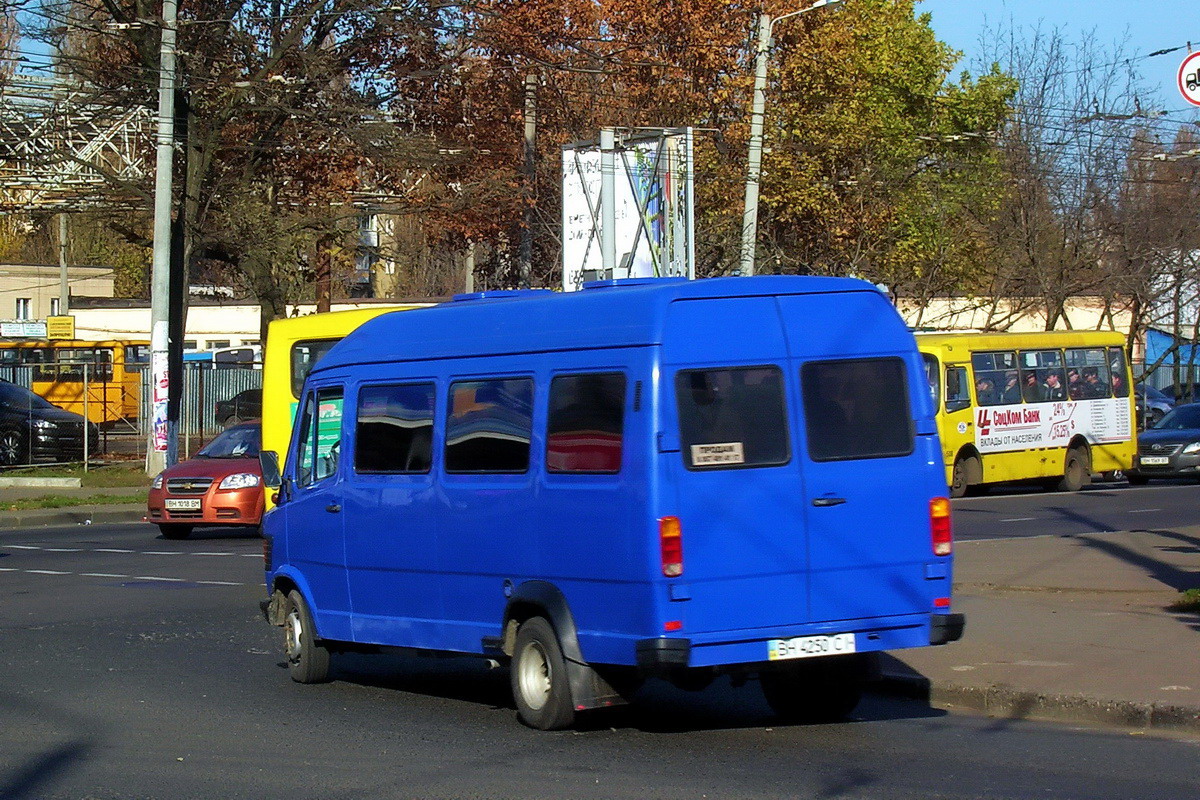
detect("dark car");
top-left (0, 379), bottom-right (100, 467)
top-left (1134, 383), bottom-right (1174, 428)
top-left (215, 388), bottom-right (262, 428)
top-left (147, 421), bottom-right (264, 538)
top-left (1160, 383), bottom-right (1200, 404)
top-left (1127, 403), bottom-right (1200, 484)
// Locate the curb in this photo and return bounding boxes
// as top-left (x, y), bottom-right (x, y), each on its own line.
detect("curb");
top-left (0, 505), bottom-right (146, 531)
top-left (875, 671), bottom-right (1200, 735)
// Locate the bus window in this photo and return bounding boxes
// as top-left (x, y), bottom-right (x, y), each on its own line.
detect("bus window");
top-left (124, 344), bottom-right (150, 368)
top-left (290, 340), bottom-right (342, 398)
top-left (1019, 349), bottom-right (1065, 403)
top-left (445, 378), bottom-right (534, 473)
top-left (355, 383), bottom-right (435, 474)
top-left (801, 358), bottom-right (912, 462)
top-left (547, 373), bottom-right (626, 474)
top-left (1065, 348), bottom-right (1110, 399)
top-left (1108, 347), bottom-right (1130, 397)
top-left (921, 353), bottom-right (940, 406)
top-left (971, 351), bottom-right (1017, 406)
top-left (676, 366), bottom-right (788, 469)
top-left (945, 366), bottom-right (970, 412)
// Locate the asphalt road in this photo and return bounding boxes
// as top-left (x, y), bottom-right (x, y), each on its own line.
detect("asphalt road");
top-left (1, 521), bottom-right (1198, 800)
top-left (952, 478), bottom-right (1200, 541)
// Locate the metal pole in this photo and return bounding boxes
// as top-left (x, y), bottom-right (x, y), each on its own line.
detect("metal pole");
top-left (739, 12), bottom-right (772, 277)
top-left (519, 74), bottom-right (537, 289)
top-left (57, 214), bottom-right (69, 314)
top-left (600, 128), bottom-right (617, 278)
top-left (82, 363), bottom-right (89, 471)
top-left (147, 0), bottom-right (178, 476)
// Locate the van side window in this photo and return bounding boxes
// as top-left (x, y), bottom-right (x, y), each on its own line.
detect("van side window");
top-left (1107, 347), bottom-right (1130, 397)
top-left (801, 358), bottom-right (914, 461)
top-left (945, 366), bottom-right (970, 412)
top-left (295, 395), bottom-right (315, 486)
top-left (971, 351), bottom-right (1019, 406)
top-left (355, 383), bottom-right (435, 474)
top-left (547, 373), bottom-right (626, 474)
top-left (1065, 347), bottom-right (1111, 399)
top-left (303, 387), bottom-right (344, 485)
top-left (445, 378), bottom-right (534, 473)
top-left (675, 366), bottom-right (789, 469)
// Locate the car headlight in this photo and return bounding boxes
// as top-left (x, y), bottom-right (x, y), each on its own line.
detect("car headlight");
top-left (1182, 442), bottom-right (1200, 455)
top-left (31, 419), bottom-right (56, 430)
top-left (218, 472), bottom-right (261, 490)
top-left (152, 473), bottom-right (164, 489)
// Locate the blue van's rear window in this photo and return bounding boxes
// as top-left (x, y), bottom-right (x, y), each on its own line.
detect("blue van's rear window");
top-left (675, 367), bottom-right (789, 469)
top-left (801, 358), bottom-right (913, 461)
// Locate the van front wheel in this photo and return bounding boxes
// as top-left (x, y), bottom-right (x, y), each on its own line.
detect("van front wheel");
top-left (1057, 446), bottom-right (1091, 492)
top-left (284, 590), bottom-right (330, 684)
top-left (511, 616), bottom-right (575, 730)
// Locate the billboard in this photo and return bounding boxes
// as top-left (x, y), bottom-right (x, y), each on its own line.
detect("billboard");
top-left (561, 128), bottom-right (695, 291)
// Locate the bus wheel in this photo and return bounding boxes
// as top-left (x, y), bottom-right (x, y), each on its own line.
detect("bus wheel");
top-left (284, 590), bottom-right (331, 683)
top-left (0, 426), bottom-right (27, 466)
top-left (157, 524), bottom-right (192, 539)
top-left (760, 655), bottom-right (865, 723)
top-left (511, 616), bottom-right (575, 730)
top-left (950, 456), bottom-right (975, 498)
top-left (1057, 446), bottom-right (1091, 492)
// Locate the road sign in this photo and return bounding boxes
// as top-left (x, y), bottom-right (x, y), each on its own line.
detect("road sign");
top-left (46, 315), bottom-right (75, 339)
top-left (1178, 51), bottom-right (1200, 106)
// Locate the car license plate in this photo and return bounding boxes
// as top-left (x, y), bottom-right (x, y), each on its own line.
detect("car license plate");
top-left (768, 632), bottom-right (856, 661)
top-left (165, 498), bottom-right (201, 510)
top-left (1140, 456), bottom-right (1170, 466)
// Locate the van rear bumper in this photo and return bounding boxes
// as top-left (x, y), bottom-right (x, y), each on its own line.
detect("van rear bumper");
top-left (636, 612), bottom-right (964, 670)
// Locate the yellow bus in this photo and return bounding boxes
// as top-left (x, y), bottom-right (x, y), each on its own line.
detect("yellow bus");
top-left (0, 339), bottom-right (148, 424)
top-left (916, 330), bottom-right (1136, 497)
top-left (261, 305), bottom-right (431, 465)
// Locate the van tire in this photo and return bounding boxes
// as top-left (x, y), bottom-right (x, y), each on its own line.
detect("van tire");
top-left (511, 616), bottom-right (575, 730)
top-left (284, 590), bottom-right (331, 684)
top-left (1056, 446), bottom-right (1091, 492)
top-left (760, 656), bottom-right (865, 723)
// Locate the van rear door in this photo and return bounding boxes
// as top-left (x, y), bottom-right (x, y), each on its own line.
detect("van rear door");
top-left (778, 292), bottom-right (942, 624)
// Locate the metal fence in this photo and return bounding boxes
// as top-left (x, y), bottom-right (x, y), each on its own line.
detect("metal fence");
top-left (139, 364), bottom-right (263, 438)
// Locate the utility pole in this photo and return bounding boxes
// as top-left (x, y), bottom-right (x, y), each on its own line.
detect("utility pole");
top-left (147, 0), bottom-right (178, 476)
top-left (739, 0), bottom-right (841, 277)
top-left (57, 213), bottom-right (68, 314)
top-left (519, 74), bottom-right (538, 289)
top-left (600, 127), bottom-right (617, 279)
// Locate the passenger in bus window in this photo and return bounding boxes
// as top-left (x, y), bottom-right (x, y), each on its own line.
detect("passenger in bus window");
top-left (1066, 369), bottom-right (1085, 400)
top-left (1082, 368), bottom-right (1106, 398)
top-left (1044, 371), bottom-right (1066, 401)
top-left (975, 376), bottom-right (998, 405)
top-left (1110, 370), bottom-right (1128, 397)
top-left (1022, 371), bottom-right (1046, 402)
top-left (1000, 371), bottom-right (1021, 404)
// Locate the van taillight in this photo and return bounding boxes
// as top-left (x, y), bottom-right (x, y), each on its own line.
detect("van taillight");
top-left (930, 497), bottom-right (952, 556)
top-left (659, 516), bottom-right (683, 577)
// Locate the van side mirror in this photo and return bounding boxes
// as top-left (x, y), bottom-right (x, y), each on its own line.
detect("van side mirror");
top-left (259, 450), bottom-right (282, 488)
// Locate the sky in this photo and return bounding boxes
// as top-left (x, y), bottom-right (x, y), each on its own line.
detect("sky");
top-left (920, 0), bottom-right (1200, 114)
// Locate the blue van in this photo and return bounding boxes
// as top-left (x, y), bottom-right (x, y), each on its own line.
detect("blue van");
top-left (260, 276), bottom-right (962, 729)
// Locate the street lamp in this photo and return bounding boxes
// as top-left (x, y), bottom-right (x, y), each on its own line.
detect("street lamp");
top-left (739, 0), bottom-right (841, 276)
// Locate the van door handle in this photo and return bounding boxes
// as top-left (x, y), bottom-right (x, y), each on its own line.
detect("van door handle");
top-left (325, 503), bottom-right (341, 513)
top-left (812, 497), bottom-right (846, 507)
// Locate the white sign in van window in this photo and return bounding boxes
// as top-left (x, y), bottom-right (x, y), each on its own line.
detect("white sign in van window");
top-left (691, 442), bottom-right (745, 466)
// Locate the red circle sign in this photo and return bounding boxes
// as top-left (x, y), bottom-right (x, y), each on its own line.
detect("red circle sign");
top-left (1179, 51), bottom-right (1200, 106)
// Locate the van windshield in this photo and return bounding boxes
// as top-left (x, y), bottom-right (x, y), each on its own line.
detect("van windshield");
top-left (675, 366), bottom-right (789, 469)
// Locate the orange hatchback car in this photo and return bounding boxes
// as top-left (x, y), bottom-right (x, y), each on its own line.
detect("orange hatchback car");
top-left (147, 422), bottom-right (264, 539)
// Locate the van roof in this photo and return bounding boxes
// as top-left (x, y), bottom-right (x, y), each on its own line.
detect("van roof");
top-left (312, 275), bottom-right (881, 373)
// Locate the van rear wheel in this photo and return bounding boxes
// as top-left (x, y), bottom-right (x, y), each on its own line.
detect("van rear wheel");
top-left (511, 616), bottom-right (575, 730)
top-left (760, 655), bottom-right (866, 723)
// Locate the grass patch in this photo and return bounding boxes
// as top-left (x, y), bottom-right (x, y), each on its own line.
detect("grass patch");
top-left (1169, 588), bottom-right (1200, 613)
top-left (1, 461), bottom-right (150, 488)
top-left (3, 493), bottom-right (144, 511)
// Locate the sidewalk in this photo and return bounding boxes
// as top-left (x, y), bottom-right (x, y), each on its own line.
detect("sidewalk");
top-left (879, 528), bottom-right (1200, 735)
top-left (2, 485), bottom-right (1198, 735)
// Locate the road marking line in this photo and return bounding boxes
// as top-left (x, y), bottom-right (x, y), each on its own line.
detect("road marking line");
top-left (26, 570), bottom-right (69, 575)
top-left (192, 552), bottom-right (235, 557)
top-left (142, 551), bottom-right (183, 555)
top-left (1000, 517), bottom-right (1036, 522)
top-left (196, 580), bottom-right (244, 586)
top-left (3, 545), bottom-right (41, 550)
top-left (44, 548), bottom-right (82, 552)
top-left (0, 567), bottom-right (18, 571)
top-left (81, 573), bottom-right (129, 578)
top-left (132, 576), bottom-right (186, 582)
top-left (1127, 508), bottom-right (1162, 513)
top-left (94, 548), bottom-right (134, 553)
top-left (238, 554), bottom-right (261, 559)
